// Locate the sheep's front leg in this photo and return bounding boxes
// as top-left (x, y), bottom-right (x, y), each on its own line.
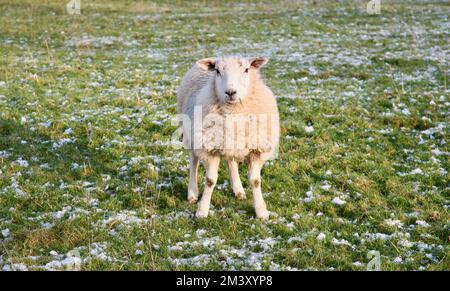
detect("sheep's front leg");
top-left (187, 153), bottom-right (199, 203)
top-left (227, 159), bottom-right (246, 200)
top-left (248, 157), bottom-right (270, 219)
top-left (196, 156), bottom-right (220, 218)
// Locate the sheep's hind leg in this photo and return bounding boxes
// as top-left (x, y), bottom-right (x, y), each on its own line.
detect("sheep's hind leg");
top-left (196, 156), bottom-right (220, 218)
top-left (187, 153), bottom-right (199, 203)
top-left (227, 159), bottom-right (246, 200)
top-left (248, 157), bottom-right (270, 219)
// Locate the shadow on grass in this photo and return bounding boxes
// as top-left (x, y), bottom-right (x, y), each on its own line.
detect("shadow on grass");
top-left (0, 117), bottom-right (195, 213)
top-left (0, 117), bottom-right (115, 186)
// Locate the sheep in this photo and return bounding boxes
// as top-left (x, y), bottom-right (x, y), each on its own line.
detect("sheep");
top-left (177, 56), bottom-right (279, 219)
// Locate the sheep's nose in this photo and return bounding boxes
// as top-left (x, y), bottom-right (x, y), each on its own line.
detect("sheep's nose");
top-left (225, 90), bottom-right (237, 100)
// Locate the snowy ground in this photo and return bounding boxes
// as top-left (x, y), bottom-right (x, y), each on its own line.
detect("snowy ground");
top-left (0, 0), bottom-right (448, 270)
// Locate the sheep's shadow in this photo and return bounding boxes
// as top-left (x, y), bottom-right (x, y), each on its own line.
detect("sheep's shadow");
top-left (0, 118), bottom-right (115, 192)
top-left (0, 117), bottom-right (251, 213)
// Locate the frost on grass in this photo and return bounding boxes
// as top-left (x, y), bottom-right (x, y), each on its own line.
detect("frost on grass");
top-left (170, 254), bottom-right (211, 268)
top-left (14, 158), bottom-right (29, 167)
top-left (66, 35), bottom-right (139, 48)
top-left (332, 197), bottom-right (346, 206)
top-left (100, 210), bottom-right (149, 228)
top-left (415, 220), bottom-right (431, 228)
top-left (0, 0), bottom-right (448, 271)
top-left (167, 235), bottom-right (293, 270)
top-left (1, 229), bottom-right (10, 238)
top-left (316, 233), bottom-right (326, 241)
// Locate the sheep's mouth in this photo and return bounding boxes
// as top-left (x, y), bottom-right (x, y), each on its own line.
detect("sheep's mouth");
top-left (225, 99), bottom-right (240, 105)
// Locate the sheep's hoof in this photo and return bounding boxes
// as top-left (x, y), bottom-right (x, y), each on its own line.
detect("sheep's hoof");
top-left (195, 210), bottom-right (209, 218)
top-left (188, 195), bottom-right (198, 204)
top-left (235, 192), bottom-right (246, 200)
top-left (256, 209), bottom-right (270, 220)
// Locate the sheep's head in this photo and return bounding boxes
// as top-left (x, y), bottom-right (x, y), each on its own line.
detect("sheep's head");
top-left (196, 56), bottom-right (268, 105)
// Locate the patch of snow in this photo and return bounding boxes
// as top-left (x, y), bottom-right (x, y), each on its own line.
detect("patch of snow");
top-left (331, 238), bottom-right (352, 247)
top-left (15, 158), bottom-right (29, 167)
top-left (320, 182), bottom-right (332, 191)
top-left (287, 236), bottom-right (304, 243)
top-left (416, 220), bottom-right (430, 228)
top-left (53, 138), bottom-right (75, 149)
top-left (410, 168), bottom-right (423, 175)
top-left (385, 219), bottom-right (404, 228)
top-left (170, 254), bottom-right (210, 268)
top-left (316, 232), bottom-right (326, 241)
top-left (304, 125), bottom-right (314, 133)
top-left (1, 228), bottom-right (10, 238)
top-left (332, 197), bottom-right (346, 206)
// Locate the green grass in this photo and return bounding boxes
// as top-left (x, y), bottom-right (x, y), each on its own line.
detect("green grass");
top-left (0, 0), bottom-right (448, 270)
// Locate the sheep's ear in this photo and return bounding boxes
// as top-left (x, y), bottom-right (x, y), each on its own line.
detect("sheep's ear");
top-left (250, 57), bottom-right (268, 69)
top-left (196, 58), bottom-right (216, 71)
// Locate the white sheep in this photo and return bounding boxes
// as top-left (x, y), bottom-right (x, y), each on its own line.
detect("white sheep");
top-left (177, 56), bottom-right (280, 219)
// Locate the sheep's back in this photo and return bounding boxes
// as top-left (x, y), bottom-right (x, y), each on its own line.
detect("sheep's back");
top-left (177, 65), bottom-right (212, 114)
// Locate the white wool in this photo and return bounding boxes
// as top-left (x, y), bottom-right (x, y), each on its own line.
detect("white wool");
top-left (177, 56), bottom-right (279, 161)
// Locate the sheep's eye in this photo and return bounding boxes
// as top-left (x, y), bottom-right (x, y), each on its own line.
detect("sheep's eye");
top-left (215, 68), bottom-right (221, 76)
top-left (244, 68), bottom-right (249, 73)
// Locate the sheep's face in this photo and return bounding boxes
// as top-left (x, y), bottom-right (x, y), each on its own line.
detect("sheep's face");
top-left (197, 57), bottom-right (268, 105)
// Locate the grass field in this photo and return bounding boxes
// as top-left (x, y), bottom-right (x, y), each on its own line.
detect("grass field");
top-left (0, 0), bottom-right (448, 271)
